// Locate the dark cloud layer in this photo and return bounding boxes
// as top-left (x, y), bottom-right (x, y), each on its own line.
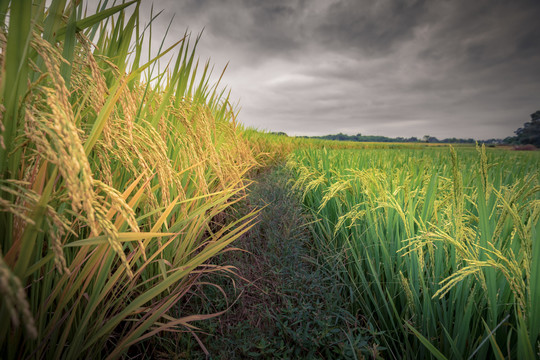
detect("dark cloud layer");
top-left (136, 0), bottom-right (540, 139)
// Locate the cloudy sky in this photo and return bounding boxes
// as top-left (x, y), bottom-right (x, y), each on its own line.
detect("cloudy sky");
top-left (124, 0), bottom-right (540, 139)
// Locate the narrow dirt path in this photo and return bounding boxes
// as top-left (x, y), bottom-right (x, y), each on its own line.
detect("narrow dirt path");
top-left (188, 166), bottom-right (373, 359)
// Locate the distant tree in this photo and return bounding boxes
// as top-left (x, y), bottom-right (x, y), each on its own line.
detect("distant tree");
top-left (515, 111), bottom-right (540, 147)
top-left (337, 133), bottom-right (348, 141)
top-left (305, 133), bottom-right (500, 144)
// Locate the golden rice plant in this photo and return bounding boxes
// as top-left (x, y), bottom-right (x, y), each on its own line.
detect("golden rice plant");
top-left (0, 0), bottom-right (270, 358)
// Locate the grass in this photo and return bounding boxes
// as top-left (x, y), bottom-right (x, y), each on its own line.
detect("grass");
top-left (288, 145), bottom-right (540, 359)
top-left (158, 165), bottom-right (378, 359)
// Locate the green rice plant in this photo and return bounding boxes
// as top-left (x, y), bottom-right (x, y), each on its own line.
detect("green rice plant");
top-left (288, 145), bottom-right (540, 359)
top-left (0, 0), bottom-right (269, 358)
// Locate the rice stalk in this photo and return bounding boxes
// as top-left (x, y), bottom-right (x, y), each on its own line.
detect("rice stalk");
top-left (289, 146), bottom-right (540, 358)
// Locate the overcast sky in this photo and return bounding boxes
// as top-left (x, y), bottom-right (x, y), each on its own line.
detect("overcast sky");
top-left (119, 0), bottom-right (540, 139)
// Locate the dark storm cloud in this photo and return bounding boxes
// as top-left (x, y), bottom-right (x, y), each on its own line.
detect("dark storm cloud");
top-left (160, 0), bottom-right (307, 56)
top-left (315, 0), bottom-right (431, 55)
top-left (134, 0), bottom-right (540, 139)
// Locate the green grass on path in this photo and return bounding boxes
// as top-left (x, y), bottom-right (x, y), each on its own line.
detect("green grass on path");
top-left (146, 166), bottom-right (379, 359)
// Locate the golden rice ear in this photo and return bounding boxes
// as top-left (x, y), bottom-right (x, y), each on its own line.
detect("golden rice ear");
top-left (30, 34), bottom-right (98, 236)
top-left (0, 253), bottom-right (37, 339)
top-left (0, 180), bottom-right (72, 275)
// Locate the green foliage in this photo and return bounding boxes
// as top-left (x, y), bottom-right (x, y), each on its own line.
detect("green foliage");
top-left (303, 133), bottom-right (504, 144)
top-left (515, 110), bottom-right (540, 147)
top-left (168, 167), bottom-right (376, 359)
top-left (288, 146), bottom-right (540, 359)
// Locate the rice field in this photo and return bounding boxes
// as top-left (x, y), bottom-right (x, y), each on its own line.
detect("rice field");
top-left (287, 146), bottom-right (540, 359)
top-left (1, 1), bottom-right (539, 359)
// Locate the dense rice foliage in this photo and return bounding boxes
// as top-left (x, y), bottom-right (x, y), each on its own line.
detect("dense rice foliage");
top-left (288, 146), bottom-right (540, 359)
top-left (0, 1), bottom-right (289, 358)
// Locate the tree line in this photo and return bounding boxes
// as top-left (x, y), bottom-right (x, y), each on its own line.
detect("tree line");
top-left (272, 110), bottom-right (540, 147)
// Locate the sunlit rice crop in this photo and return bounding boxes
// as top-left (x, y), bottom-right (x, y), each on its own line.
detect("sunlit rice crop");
top-left (0, 1), bottom-right (272, 358)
